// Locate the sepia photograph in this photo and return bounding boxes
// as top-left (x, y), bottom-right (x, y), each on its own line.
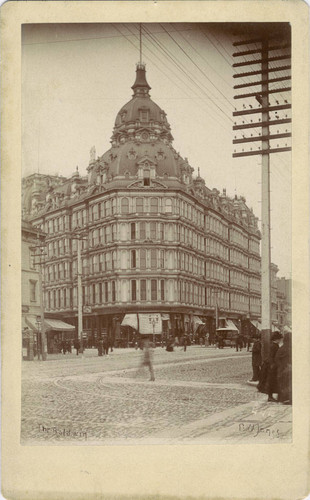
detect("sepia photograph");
top-left (21, 21), bottom-right (293, 445)
top-left (2, 2), bottom-right (309, 499)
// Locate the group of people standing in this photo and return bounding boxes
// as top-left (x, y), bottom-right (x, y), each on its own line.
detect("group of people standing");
top-left (251, 328), bottom-right (292, 405)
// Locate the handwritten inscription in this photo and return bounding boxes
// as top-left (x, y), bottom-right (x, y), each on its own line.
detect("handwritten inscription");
top-left (39, 424), bottom-right (87, 439)
top-left (238, 422), bottom-right (281, 438)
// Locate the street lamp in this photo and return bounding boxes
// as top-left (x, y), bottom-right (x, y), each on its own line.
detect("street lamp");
top-left (152, 319), bottom-right (156, 346)
top-left (72, 227), bottom-right (88, 354)
top-left (35, 316), bottom-right (41, 361)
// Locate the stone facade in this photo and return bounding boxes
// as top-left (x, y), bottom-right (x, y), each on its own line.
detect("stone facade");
top-left (22, 63), bottom-right (262, 346)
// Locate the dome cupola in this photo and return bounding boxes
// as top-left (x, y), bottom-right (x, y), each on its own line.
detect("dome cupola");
top-left (131, 63), bottom-right (151, 97)
top-left (111, 63), bottom-right (173, 146)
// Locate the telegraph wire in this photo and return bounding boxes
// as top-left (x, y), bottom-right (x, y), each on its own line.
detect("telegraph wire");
top-left (143, 24), bottom-right (233, 122)
top-left (138, 24), bottom-right (233, 127)
top-left (161, 23), bottom-right (234, 109)
top-left (22, 26), bottom-right (195, 46)
top-left (123, 24), bottom-right (231, 133)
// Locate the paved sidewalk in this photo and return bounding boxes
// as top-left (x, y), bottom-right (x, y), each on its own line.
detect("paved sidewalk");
top-left (149, 392), bottom-right (292, 444)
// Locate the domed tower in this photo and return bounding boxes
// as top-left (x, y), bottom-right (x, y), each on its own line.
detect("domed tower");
top-left (87, 63), bottom-right (193, 188)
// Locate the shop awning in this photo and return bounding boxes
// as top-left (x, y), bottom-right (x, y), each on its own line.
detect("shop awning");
top-left (25, 316), bottom-right (75, 332)
top-left (250, 321), bottom-right (280, 333)
top-left (251, 320), bottom-right (261, 331)
top-left (121, 314), bottom-right (138, 330)
top-left (193, 316), bottom-right (204, 325)
top-left (44, 319), bottom-right (75, 331)
top-left (25, 316), bottom-right (40, 332)
top-left (217, 320), bottom-right (239, 332)
top-left (226, 320), bottom-right (239, 332)
top-left (161, 314), bottom-right (170, 321)
top-left (139, 313), bottom-right (162, 335)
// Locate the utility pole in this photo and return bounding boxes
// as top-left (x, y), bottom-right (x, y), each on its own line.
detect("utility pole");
top-left (232, 29), bottom-right (291, 362)
top-left (77, 235), bottom-right (83, 354)
top-left (30, 242), bottom-right (47, 360)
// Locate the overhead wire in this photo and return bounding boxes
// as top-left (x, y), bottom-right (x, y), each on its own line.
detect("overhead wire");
top-left (137, 24), bottom-right (233, 130)
top-left (145, 24), bottom-right (233, 122)
top-left (161, 23), bottom-right (234, 110)
top-left (123, 24), bottom-right (231, 133)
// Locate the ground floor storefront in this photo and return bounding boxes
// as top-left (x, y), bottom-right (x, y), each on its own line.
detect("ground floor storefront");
top-left (54, 309), bottom-right (259, 349)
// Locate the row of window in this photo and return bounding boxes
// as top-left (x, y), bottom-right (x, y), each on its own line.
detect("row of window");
top-left (230, 227), bottom-right (249, 250)
top-left (46, 280), bottom-right (260, 312)
top-left (45, 225), bottom-right (260, 259)
top-left (44, 246), bottom-right (262, 283)
top-left (40, 196), bottom-right (257, 238)
top-left (230, 248), bottom-right (249, 268)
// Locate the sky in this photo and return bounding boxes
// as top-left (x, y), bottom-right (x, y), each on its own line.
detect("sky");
top-left (21, 23), bottom-right (291, 277)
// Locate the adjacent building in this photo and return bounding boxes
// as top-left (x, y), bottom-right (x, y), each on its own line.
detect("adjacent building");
top-left (22, 62), bottom-right (262, 346)
top-left (21, 220), bottom-right (46, 359)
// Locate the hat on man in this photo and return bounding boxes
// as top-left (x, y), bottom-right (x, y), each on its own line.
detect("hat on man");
top-left (271, 331), bottom-right (283, 341)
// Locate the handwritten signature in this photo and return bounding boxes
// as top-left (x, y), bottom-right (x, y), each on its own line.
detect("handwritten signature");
top-left (39, 424), bottom-right (87, 439)
top-left (238, 422), bottom-right (281, 438)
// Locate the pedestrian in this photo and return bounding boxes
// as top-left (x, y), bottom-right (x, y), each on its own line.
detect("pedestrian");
top-left (138, 338), bottom-right (155, 381)
top-left (97, 338), bottom-right (103, 357)
top-left (275, 328), bottom-right (292, 405)
top-left (236, 334), bottom-right (242, 352)
top-left (103, 337), bottom-right (109, 355)
top-left (218, 333), bottom-right (224, 349)
top-left (184, 334), bottom-right (189, 352)
top-left (244, 334), bottom-right (251, 352)
top-left (166, 338), bottom-right (174, 352)
top-left (205, 333), bottom-right (209, 347)
top-left (250, 335), bottom-right (262, 382)
top-left (266, 331), bottom-right (283, 402)
top-left (73, 339), bottom-right (80, 356)
top-left (61, 340), bottom-right (66, 355)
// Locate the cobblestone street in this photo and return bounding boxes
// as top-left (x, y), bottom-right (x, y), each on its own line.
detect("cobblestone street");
top-left (21, 346), bottom-right (292, 444)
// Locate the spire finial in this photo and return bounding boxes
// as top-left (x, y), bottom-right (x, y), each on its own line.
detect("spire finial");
top-left (140, 24), bottom-right (142, 65)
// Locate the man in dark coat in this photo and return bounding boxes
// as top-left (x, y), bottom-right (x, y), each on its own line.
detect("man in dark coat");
top-left (267, 331), bottom-right (283, 402)
top-left (257, 331), bottom-right (283, 400)
top-left (250, 336), bottom-right (262, 381)
top-left (73, 339), bottom-right (80, 356)
top-left (275, 329), bottom-right (292, 404)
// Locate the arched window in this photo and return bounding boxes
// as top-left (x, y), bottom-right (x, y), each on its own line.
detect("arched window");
top-left (121, 197), bottom-right (129, 214)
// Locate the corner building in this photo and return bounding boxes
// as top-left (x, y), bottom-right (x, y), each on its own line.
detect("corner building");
top-left (23, 63), bottom-right (261, 347)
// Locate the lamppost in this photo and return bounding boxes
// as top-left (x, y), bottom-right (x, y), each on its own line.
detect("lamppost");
top-left (152, 318), bottom-right (156, 346)
top-left (72, 227), bottom-right (88, 354)
top-left (35, 316), bottom-right (41, 361)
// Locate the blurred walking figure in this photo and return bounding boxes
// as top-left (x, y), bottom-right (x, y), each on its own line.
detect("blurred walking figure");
top-left (137, 338), bottom-right (155, 381)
